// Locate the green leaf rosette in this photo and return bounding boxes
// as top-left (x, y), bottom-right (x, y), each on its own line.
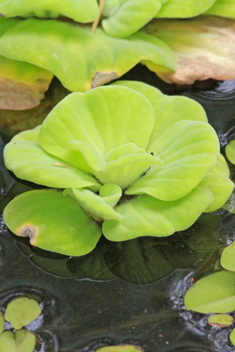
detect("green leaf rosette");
top-left (3, 82), bottom-right (233, 256)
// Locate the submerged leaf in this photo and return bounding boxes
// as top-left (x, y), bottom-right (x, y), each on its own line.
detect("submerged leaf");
top-left (3, 190), bottom-right (102, 256)
top-left (185, 271), bottom-right (235, 313)
top-left (144, 16), bottom-right (235, 84)
top-left (0, 18), bottom-right (176, 91)
top-left (5, 297), bottom-right (41, 329)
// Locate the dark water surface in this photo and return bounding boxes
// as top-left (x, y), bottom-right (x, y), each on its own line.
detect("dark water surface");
top-left (1, 67), bottom-right (235, 351)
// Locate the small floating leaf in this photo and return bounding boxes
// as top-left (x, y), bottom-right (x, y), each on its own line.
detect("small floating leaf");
top-left (208, 314), bottom-right (233, 327)
top-left (0, 330), bottom-right (36, 352)
top-left (221, 241), bottom-right (235, 272)
top-left (230, 327), bottom-right (235, 346)
top-left (185, 271), bottom-right (235, 313)
top-left (226, 140), bottom-right (235, 164)
top-left (96, 345), bottom-right (143, 352)
top-left (5, 297), bottom-right (41, 329)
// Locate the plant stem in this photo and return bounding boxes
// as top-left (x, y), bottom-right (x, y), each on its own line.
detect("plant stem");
top-left (91, 0), bottom-right (106, 33)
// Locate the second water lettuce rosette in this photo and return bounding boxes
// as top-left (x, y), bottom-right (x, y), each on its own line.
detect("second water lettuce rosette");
top-left (3, 81), bottom-right (234, 256)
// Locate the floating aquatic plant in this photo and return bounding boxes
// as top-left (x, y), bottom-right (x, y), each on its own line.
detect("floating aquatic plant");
top-left (0, 296), bottom-right (42, 352)
top-left (3, 81), bottom-right (233, 256)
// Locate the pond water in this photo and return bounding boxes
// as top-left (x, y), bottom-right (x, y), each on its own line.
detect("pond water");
top-left (1, 65), bottom-right (235, 351)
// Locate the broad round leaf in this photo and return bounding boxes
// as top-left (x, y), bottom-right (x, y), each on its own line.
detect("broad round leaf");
top-left (155, 0), bottom-right (216, 18)
top-left (0, 330), bottom-right (36, 352)
top-left (0, 19), bottom-right (176, 92)
top-left (103, 183), bottom-right (213, 241)
top-left (226, 139), bottom-right (235, 164)
top-left (221, 241), bottom-right (235, 272)
top-left (39, 86), bottom-right (155, 174)
top-left (5, 297), bottom-right (41, 329)
top-left (3, 189), bottom-right (102, 256)
top-left (185, 271), bottom-right (235, 313)
top-left (102, 0), bottom-right (162, 37)
top-left (0, 0), bottom-right (99, 22)
top-left (230, 327), bottom-right (235, 346)
top-left (206, 0), bottom-right (235, 18)
top-left (126, 120), bottom-right (219, 201)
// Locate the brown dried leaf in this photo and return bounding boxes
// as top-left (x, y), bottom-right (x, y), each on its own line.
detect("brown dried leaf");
top-left (144, 16), bottom-right (235, 84)
top-left (0, 56), bottom-right (53, 110)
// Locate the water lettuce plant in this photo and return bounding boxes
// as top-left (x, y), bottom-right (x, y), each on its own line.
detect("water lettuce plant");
top-left (2, 81), bottom-right (233, 256)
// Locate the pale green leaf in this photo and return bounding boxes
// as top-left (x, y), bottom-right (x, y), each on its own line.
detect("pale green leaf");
top-left (156, 0), bottom-right (216, 18)
top-left (99, 184), bottom-right (122, 207)
top-left (126, 120), bottom-right (219, 201)
top-left (202, 154), bottom-right (234, 212)
top-left (0, 0), bottom-right (99, 22)
top-left (226, 139), bottom-right (235, 164)
top-left (230, 327), bottom-right (235, 346)
top-left (208, 314), bottom-right (233, 327)
top-left (39, 86), bottom-right (155, 177)
top-left (0, 18), bottom-right (176, 92)
top-left (5, 297), bottom-right (41, 329)
top-left (185, 271), bottom-right (235, 313)
top-left (4, 141), bottom-right (101, 190)
top-left (11, 125), bottom-right (41, 142)
top-left (0, 330), bottom-right (36, 352)
top-left (114, 81), bottom-right (208, 145)
top-left (113, 80), bottom-right (165, 109)
top-left (221, 241), bottom-right (235, 273)
top-left (64, 187), bottom-right (122, 220)
top-left (3, 189), bottom-right (102, 256)
top-left (206, 0), bottom-right (235, 18)
top-left (102, 0), bottom-right (162, 37)
top-left (103, 183), bottom-right (213, 241)
top-left (0, 313), bottom-right (4, 334)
